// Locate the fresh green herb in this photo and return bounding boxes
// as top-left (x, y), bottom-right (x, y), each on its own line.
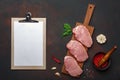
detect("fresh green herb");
top-left (62, 23), bottom-right (72, 37)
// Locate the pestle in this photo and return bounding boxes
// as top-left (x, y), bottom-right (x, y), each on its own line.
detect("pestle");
top-left (98, 45), bottom-right (117, 67)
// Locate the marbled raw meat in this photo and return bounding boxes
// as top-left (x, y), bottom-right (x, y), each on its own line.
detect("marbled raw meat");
top-left (66, 40), bottom-right (88, 62)
top-left (64, 56), bottom-right (83, 77)
top-left (72, 25), bottom-right (93, 47)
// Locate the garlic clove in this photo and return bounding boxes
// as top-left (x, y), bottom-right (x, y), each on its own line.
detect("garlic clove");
top-left (55, 72), bottom-right (61, 77)
top-left (51, 67), bottom-right (57, 70)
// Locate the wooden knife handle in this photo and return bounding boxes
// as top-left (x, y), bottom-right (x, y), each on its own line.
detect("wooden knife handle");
top-left (83, 4), bottom-right (95, 26)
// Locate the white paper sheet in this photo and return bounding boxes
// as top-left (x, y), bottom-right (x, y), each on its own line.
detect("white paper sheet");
top-left (13, 21), bottom-right (44, 66)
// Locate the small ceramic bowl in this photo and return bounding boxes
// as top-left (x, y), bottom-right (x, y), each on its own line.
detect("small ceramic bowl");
top-left (92, 52), bottom-right (111, 71)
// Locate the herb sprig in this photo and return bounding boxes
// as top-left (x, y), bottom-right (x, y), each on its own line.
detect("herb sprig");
top-left (62, 23), bottom-right (72, 37)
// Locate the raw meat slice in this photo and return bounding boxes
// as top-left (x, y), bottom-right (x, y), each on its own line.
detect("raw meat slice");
top-left (66, 40), bottom-right (88, 62)
top-left (64, 56), bottom-right (83, 77)
top-left (72, 25), bottom-right (93, 47)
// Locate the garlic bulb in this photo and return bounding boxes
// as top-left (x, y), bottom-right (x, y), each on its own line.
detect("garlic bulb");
top-left (96, 34), bottom-right (107, 44)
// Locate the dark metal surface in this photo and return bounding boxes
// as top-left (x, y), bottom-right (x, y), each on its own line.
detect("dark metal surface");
top-left (0, 0), bottom-right (120, 80)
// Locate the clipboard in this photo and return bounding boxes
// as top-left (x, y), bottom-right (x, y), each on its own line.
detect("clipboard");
top-left (11, 13), bottom-right (46, 70)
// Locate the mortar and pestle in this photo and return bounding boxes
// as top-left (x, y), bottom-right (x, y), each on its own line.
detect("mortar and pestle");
top-left (93, 45), bottom-right (117, 71)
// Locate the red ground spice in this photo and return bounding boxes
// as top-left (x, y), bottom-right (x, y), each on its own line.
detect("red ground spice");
top-left (93, 53), bottom-right (108, 68)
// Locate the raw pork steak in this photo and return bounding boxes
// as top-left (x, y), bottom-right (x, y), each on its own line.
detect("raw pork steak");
top-left (64, 56), bottom-right (83, 77)
top-left (72, 25), bottom-right (93, 47)
top-left (66, 40), bottom-right (88, 62)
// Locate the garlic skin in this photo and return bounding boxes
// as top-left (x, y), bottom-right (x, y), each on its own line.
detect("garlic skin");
top-left (96, 34), bottom-right (107, 44)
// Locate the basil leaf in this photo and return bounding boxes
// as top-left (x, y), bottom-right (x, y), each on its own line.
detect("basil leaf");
top-left (62, 23), bottom-right (72, 37)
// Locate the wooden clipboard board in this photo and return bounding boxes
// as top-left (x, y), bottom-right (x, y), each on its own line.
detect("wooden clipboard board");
top-left (11, 15), bottom-right (46, 70)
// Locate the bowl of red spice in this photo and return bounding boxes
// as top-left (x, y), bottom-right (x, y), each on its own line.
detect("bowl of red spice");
top-left (92, 52), bottom-right (111, 71)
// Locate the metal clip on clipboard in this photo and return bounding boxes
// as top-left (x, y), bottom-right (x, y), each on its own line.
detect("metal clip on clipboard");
top-left (19, 12), bottom-right (38, 23)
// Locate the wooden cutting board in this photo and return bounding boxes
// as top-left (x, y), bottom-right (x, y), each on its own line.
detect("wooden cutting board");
top-left (62, 4), bottom-right (95, 75)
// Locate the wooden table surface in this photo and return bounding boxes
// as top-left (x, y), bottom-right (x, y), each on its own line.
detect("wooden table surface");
top-left (0, 0), bottom-right (120, 80)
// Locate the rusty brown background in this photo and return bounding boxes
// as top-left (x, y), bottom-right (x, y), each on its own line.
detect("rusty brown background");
top-left (0, 0), bottom-right (120, 80)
